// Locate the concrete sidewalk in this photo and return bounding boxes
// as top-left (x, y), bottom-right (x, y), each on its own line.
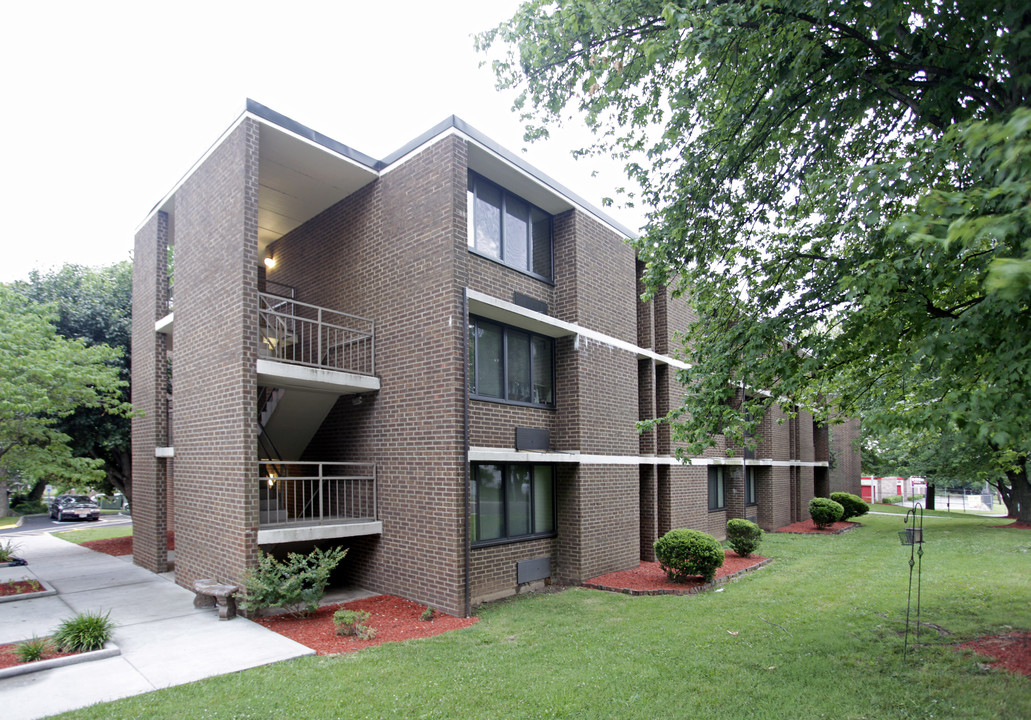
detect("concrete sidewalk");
top-left (1, 533), bottom-right (314, 720)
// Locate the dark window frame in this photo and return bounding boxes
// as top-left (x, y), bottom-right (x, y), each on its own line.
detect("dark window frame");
top-left (470, 463), bottom-right (557, 547)
top-left (468, 316), bottom-right (556, 408)
top-left (467, 171), bottom-right (554, 282)
top-left (708, 466), bottom-right (726, 512)
top-left (745, 466), bottom-right (757, 506)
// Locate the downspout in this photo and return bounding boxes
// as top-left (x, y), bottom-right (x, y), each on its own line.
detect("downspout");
top-left (462, 288), bottom-right (471, 618)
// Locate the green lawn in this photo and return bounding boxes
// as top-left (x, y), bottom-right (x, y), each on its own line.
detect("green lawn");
top-left (55, 512), bottom-right (1030, 720)
top-left (54, 526), bottom-right (133, 544)
top-left (0, 516), bottom-right (19, 529)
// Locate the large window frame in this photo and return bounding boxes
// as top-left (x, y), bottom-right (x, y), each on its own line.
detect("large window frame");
top-left (708, 466), bottom-right (726, 512)
top-left (745, 466), bottom-right (757, 506)
top-left (468, 316), bottom-right (555, 408)
top-left (470, 463), bottom-right (556, 546)
top-left (467, 172), bottom-right (554, 281)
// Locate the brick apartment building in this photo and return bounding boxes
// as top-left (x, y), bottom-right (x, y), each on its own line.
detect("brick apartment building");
top-left (131, 100), bottom-right (860, 617)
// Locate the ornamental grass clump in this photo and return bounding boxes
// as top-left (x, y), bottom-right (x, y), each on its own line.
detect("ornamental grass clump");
top-left (14, 636), bottom-right (56, 663)
top-left (52, 610), bottom-right (114, 652)
top-left (241, 546), bottom-right (347, 617)
top-left (653, 529), bottom-right (724, 583)
top-left (830, 492), bottom-right (870, 521)
top-left (726, 518), bottom-right (763, 557)
top-left (809, 497), bottom-right (844, 528)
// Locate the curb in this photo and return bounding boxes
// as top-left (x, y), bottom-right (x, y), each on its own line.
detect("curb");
top-left (0, 642), bottom-right (120, 679)
top-left (584, 558), bottom-right (772, 597)
top-left (0, 588), bottom-right (57, 604)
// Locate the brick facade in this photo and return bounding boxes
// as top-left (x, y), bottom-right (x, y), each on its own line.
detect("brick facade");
top-left (131, 102), bottom-right (860, 616)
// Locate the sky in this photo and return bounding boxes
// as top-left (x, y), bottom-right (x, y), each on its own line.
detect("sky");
top-left (0, 0), bottom-right (644, 284)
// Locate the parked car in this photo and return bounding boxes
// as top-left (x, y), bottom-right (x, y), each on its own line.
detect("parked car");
top-left (49, 495), bottom-right (101, 522)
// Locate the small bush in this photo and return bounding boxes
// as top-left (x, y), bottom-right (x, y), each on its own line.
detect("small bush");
top-left (809, 498), bottom-right (844, 528)
top-left (333, 609), bottom-right (375, 639)
top-left (830, 492), bottom-right (870, 521)
top-left (420, 606), bottom-right (435, 621)
top-left (241, 546), bottom-right (347, 617)
top-left (653, 529), bottom-right (724, 583)
top-left (52, 610), bottom-right (114, 652)
top-left (15, 636), bottom-right (56, 663)
top-left (726, 519), bottom-right (764, 557)
top-left (881, 494), bottom-right (904, 504)
top-left (0, 538), bottom-right (18, 562)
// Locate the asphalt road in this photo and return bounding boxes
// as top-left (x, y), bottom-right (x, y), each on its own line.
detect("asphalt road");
top-left (0, 511), bottom-right (133, 537)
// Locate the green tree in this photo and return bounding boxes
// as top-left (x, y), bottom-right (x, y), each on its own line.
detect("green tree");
top-left (480, 1), bottom-right (1031, 521)
top-left (14, 262), bottom-right (133, 502)
top-left (0, 284), bottom-right (130, 516)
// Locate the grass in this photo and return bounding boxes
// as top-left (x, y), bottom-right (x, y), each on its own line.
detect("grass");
top-left (54, 526), bottom-right (133, 544)
top-left (0, 516), bottom-right (22, 529)
top-left (53, 513), bottom-right (1030, 720)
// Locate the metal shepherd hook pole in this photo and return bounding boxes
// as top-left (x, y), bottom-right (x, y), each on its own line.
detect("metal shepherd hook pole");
top-left (899, 504), bottom-right (925, 660)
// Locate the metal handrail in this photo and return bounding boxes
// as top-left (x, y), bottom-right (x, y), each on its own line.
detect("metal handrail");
top-left (258, 461), bottom-right (376, 528)
top-left (258, 292), bottom-right (375, 375)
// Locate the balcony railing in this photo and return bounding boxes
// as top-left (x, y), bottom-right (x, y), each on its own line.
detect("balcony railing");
top-left (259, 461), bottom-right (376, 529)
top-left (258, 292), bottom-right (375, 375)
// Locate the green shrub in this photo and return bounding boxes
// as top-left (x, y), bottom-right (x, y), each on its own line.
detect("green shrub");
top-left (52, 610), bottom-right (114, 652)
top-left (809, 498), bottom-right (844, 528)
top-left (241, 546), bottom-right (347, 617)
top-left (333, 609), bottom-right (376, 639)
top-left (420, 606), bottom-right (435, 621)
top-left (881, 494), bottom-right (904, 504)
top-left (830, 492), bottom-right (870, 521)
top-left (14, 636), bottom-right (56, 663)
top-left (0, 538), bottom-right (18, 562)
top-left (726, 518), bottom-right (764, 557)
top-left (653, 529), bottom-right (724, 583)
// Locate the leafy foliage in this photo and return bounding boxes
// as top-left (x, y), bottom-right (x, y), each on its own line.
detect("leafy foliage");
top-left (0, 284), bottom-right (130, 516)
top-left (333, 608), bottom-right (376, 639)
top-left (14, 636), bottom-right (56, 663)
top-left (240, 546), bottom-right (347, 618)
top-left (809, 498), bottom-right (844, 529)
top-left (725, 518), bottom-right (763, 557)
top-left (830, 492), bottom-right (869, 522)
top-left (480, 1), bottom-right (1031, 520)
top-left (0, 538), bottom-right (18, 562)
top-left (653, 528), bottom-right (724, 582)
top-left (52, 610), bottom-right (114, 652)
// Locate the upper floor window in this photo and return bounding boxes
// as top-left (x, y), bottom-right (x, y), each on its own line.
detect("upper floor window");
top-left (745, 467), bottom-right (757, 506)
top-left (468, 316), bottom-right (554, 407)
top-left (708, 466), bottom-right (726, 512)
top-left (467, 172), bottom-right (553, 280)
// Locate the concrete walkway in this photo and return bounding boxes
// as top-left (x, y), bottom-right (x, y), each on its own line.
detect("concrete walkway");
top-left (1, 533), bottom-right (314, 720)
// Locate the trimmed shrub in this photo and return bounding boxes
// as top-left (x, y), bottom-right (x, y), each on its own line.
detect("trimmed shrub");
top-left (881, 494), bottom-right (903, 504)
top-left (241, 546), bottom-right (348, 617)
top-left (809, 497), bottom-right (844, 528)
top-left (726, 518), bottom-right (764, 557)
top-left (15, 636), bottom-right (56, 663)
top-left (653, 529), bottom-right (724, 583)
top-left (830, 492), bottom-right (870, 521)
top-left (52, 610), bottom-right (114, 652)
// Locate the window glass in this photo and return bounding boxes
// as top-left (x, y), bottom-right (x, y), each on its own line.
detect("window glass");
top-left (531, 208), bottom-right (552, 278)
top-left (477, 322), bottom-right (504, 399)
top-left (533, 465), bottom-right (554, 533)
top-left (746, 468), bottom-right (757, 505)
top-left (473, 181), bottom-right (502, 260)
top-left (507, 465), bottom-right (532, 536)
top-left (476, 464), bottom-right (504, 541)
top-left (507, 330), bottom-right (531, 403)
top-left (469, 474), bottom-right (479, 542)
top-left (708, 466), bottom-right (726, 511)
top-left (504, 195), bottom-right (529, 270)
top-left (531, 335), bottom-right (553, 405)
top-left (467, 322), bottom-right (477, 395)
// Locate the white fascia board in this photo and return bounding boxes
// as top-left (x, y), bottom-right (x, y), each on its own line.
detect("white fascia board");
top-left (256, 359), bottom-right (381, 394)
top-left (466, 289), bottom-right (689, 370)
top-left (468, 447), bottom-right (828, 468)
top-left (155, 313), bottom-right (173, 334)
top-left (257, 521), bottom-right (382, 545)
top-left (155, 447), bottom-right (174, 458)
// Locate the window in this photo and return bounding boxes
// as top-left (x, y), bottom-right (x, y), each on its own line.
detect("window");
top-left (470, 463), bottom-right (555, 544)
top-left (708, 466), bottom-right (726, 511)
top-left (745, 467), bottom-right (757, 506)
top-left (468, 317), bottom-right (554, 406)
top-left (468, 172), bottom-right (553, 280)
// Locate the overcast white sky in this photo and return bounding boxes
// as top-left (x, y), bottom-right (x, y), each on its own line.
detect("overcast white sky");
top-left (0, 0), bottom-right (644, 284)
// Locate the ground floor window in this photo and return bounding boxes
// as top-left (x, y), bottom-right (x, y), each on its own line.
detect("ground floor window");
top-left (745, 467), bottom-right (757, 506)
top-left (708, 466), bottom-right (726, 511)
top-left (471, 463), bottom-right (555, 545)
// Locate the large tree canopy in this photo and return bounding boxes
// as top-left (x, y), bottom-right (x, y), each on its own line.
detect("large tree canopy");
top-left (480, 1), bottom-right (1031, 518)
top-left (0, 284), bottom-right (130, 516)
top-left (15, 262), bottom-right (134, 501)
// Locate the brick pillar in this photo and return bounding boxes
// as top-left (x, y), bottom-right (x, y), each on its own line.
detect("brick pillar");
top-left (131, 211), bottom-right (170, 573)
top-left (639, 464), bottom-right (658, 561)
top-left (726, 465), bottom-right (746, 522)
top-left (638, 358), bottom-right (656, 455)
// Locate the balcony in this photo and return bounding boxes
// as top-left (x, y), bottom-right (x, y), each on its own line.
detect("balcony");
top-left (257, 461), bottom-right (381, 544)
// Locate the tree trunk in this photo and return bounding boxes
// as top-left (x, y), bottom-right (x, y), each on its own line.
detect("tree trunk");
top-left (0, 468), bottom-right (10, 518)
top-left (1006, 457), bottom-right (1031, 524)
top-left (925, 483), bottom-right (935, 510)
top-left (992, 476), bottom-right (1018, 518)
top-left (105, 448), bottom-right (132, 503)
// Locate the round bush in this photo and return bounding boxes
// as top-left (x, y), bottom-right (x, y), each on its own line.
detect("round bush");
top-left (726, 518), bottom-right (764, 557)
top-left (830, 492), bottom-right (869, 521)
top-left (809, 497), bottom-right (844, 528)
top-left (653, 529), bottom-right (724, 583)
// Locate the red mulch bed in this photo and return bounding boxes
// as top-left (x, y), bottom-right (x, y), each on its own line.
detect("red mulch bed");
top-left (0, 580), bottom-right (47, 596)
top-left (991, 521), bottom-right (1031, 530)
top-left (254, 594), bottom-right (478, 655)
top-left (774, 519), bottom-right (860, 534)
top-left (80, 531), bottom-right (175, 557)
top-left (959, 632), bottom-right (1031, 678)
top-left (0, 642), bottom-right (78, 671)
top-left (584, 551), bottom-right (770, 596)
